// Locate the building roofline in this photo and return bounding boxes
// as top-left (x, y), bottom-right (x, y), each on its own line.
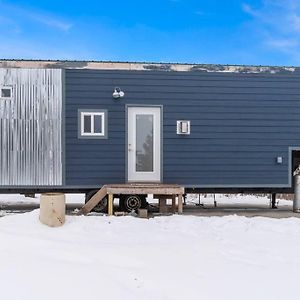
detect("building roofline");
top-left (0, 58), bottom-right (298, 74)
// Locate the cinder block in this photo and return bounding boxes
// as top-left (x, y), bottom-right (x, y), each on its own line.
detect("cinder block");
top-left (138, 209), bottom-right (148, 218)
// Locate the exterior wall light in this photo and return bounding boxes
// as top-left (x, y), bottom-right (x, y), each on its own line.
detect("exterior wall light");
top-left (177, 120), bottom-right (191, 135)
top-left (112, 87), bottom-right (125, 99)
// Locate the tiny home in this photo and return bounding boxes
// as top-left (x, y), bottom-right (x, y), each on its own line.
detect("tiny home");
top-left (1, 59), bottom-right (300, 210)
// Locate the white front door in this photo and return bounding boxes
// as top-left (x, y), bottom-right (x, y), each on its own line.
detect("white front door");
top-left (127, 106), bottom-right (161, 182)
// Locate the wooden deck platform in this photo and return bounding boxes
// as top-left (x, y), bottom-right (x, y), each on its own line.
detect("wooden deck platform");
top-left (79, 184), bottom-right (185, 216)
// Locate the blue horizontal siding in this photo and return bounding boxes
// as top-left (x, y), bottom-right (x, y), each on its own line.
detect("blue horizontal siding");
top-left (65, 69), bottom-right (300, 187)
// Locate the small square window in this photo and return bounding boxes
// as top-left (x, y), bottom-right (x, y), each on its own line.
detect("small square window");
top-left (0, 86), bottom-right (12, 99)
top-left (79, 110), bottom-right (107, 139)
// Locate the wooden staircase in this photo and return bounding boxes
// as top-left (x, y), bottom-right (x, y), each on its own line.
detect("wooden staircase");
top-left (79, 184), bottom-right (185, 216)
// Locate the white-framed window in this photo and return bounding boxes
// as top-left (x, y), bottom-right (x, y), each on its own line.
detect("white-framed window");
top-left (0, 86), bottom-right (13, 99)
top-left (79, 110), bottom-right (107, 138)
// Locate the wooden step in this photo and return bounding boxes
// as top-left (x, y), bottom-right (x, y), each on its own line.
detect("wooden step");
top-left (79, 185), bottom-right (107, 215)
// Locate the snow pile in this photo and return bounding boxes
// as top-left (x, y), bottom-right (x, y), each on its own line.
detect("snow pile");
top-left (1, 211), bottom-right (300, 300)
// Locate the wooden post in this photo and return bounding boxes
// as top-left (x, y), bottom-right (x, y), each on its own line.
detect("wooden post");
top-left (172, 195), bottom-right (176, 213)
top-left (178, 194), bottom-right (183, 214)
top-left (159, 197), bottom-right (167, 214)
top-left (108, 194), bottom-right (113, 216)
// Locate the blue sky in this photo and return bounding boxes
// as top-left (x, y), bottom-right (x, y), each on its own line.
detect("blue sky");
top-left (0, 0), bottom-right (299, 66)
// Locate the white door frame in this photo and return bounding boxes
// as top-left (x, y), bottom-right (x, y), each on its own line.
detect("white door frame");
top-left (127, 106), bottom-right (162, 182)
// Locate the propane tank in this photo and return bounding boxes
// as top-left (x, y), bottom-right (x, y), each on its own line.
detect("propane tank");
top-left (293, 166), bottom-right (300, 213)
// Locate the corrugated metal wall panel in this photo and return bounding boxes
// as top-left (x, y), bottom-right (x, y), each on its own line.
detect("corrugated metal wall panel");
top-left (0, 68), bottom-right (62, 186)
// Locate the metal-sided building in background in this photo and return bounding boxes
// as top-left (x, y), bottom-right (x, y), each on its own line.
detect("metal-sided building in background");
top-left (1, 59), bottom-right (300, 202)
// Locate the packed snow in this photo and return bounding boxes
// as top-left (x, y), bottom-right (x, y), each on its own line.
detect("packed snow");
top-left (0, 193), bottom-right (85, 204)
top-left (0, 193), bottom-right (292, 207)
top-left (187, 193), bottom-right (292, 207)
top-left (0, 193), bottom-right (299, 300)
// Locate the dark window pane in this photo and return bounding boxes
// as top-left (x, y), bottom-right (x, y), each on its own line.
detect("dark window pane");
top-left (136, 114), bottom-right (153, 172)
top-left (1, 88), bottom-right (11, 98)
top-left (94, 115), bottom-right (103, 133)
top-left (83, 115), bottom-right (91, 133)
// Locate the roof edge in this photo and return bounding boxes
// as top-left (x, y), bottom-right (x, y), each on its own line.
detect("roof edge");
top-left (0, 59), bottom-right (298, 74)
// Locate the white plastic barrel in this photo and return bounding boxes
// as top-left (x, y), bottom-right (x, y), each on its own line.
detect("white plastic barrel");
top-left (40, 193), bottom-right (66, 227)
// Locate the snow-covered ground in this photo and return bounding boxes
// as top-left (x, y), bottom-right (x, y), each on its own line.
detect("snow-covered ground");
top-left (0, 193), bottom-right (298, 300)
top-left (187, 193), bottom-right (292, 207)
top-left (0, 193), bottom-right (85, 204)
top-left (0, 193), bottom-right (292, 207)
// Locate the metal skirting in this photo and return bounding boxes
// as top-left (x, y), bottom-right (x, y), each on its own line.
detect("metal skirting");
top-left (0, 68), bottom-right (63, 186)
